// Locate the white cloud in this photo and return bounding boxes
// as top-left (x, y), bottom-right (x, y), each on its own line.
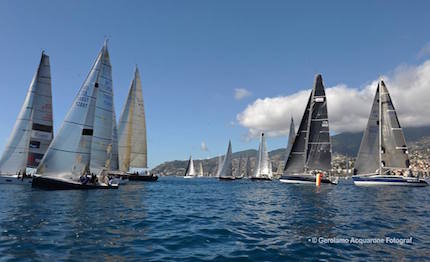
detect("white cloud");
top-left (201, 141), bottom-right (208, 151)
top-left (237, 60), bottom-right (430, 138)
top-left (234, 88), bottom-right (251, 100)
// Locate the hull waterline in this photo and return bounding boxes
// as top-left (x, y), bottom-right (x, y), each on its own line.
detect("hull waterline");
top-left (218, 176), bottom-right (236, 180)
top-left (250, 177), bottom-right (272, 181)
top-left (353, 176), bottom-right (428, 187)
top-left (128, 174), bottom-right (158, 182)
top-left (32, 176), bottom-right (118, 190)
top-left (280, 175), bottom-right (337, 185)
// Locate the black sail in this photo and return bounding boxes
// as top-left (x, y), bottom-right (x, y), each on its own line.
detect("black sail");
top-left (354, 84), bottom-right (380, 175)
top-left (305, 75), bottom-right (332, 172)
top-left (380, 81), bottom-right (409, 169)
top-left (283, 91), bottom-right (312, 174)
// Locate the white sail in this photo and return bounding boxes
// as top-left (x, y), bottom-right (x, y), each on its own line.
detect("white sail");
top-left (219, 140), bottom-right (233, 177)
top-left (90, 42), bottom-right (115, 174)
top-left (216, 155), bottom-right (223, 177)
top-left (184, 156), bottom-right (196, 176)
top-left (37, 45), bottom-right (103, 181)
top-left (199, 162), bottom-right (204, 177)
top-left (110, 110), bottom-right (119, 170)
top-left (253, 133), bottom-right (273, 179)
top-left (118, 67), bottom-right (147, 172)
top-left (0, 52), bottom-right (53, 175)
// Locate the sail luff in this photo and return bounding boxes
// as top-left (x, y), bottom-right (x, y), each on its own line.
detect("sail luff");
top-left (285, 117), bottom-right (295, 163)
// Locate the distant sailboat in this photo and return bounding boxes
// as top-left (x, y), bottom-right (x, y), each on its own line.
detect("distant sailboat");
top-left (215, 155), bottom-right (223, 177)
top-left (184, 156), bottom-right (196, 178)
top-left (245, 155), bottom-right (252, 178)
top-left (352, 80), bottom-right (427, 186)
top-left (280, 74), bottom-right (337, 185)
top-left (251, 133), bottom-right (273, 181)
top-left (32, 42), bottom-right (118, 189)
top-left (0, 52), bottom-right (53, 185)
top-left (118, 67), bottom-right (156, 182)
top-left (219, 140), bottom-right (235, 180)
top-left (198, 161), bottom-right (204, 177)
top-left (236, 157), bottom-right (244, 179)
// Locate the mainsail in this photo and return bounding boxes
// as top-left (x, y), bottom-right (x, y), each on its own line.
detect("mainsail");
top-left (253, 133), bottom-right (273, 178)
top-left (118, 67), bottom-right (147, 172)
top-left (355, 80), bottom-right (409, 175)
top-left (219, 140), bottom-right (233, 177)
top-left (0, 52), bottom-right (53, 174)
top-left (305, 75), bottom-right (332, 171)
top-left (37, 45), bottom-right (103, 180)
top-left (110, 110), bottom-right (119, 170)
top-left (284, 74), bottom-right (332, 175)
top-left (184, 156), bottom-right (196, 176)
top-left (89, 42), bottom-right (115, 173)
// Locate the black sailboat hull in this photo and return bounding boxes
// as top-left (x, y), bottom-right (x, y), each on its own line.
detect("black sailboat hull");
top-left (218, 176), bottom-right (236, 180)
top-left (128, 174), bottom-right (158, 182)
top-left (32, 176), bottom-right (119, 190)
top-left (250, 177), bottom-right (272, 181)
top-left (279, 175), bottom-right (337, 185)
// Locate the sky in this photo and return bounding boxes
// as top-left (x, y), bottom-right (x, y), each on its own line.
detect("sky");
top-left (0, 1), bottom-right (430, 168)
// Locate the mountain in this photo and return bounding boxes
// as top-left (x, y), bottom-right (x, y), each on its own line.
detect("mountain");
top-left (152, 126), bottom-right (430, 176)
top-left (332, 126), bottom-right (430, 156)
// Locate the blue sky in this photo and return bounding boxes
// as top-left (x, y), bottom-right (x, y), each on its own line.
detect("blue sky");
top-left (0, 1), bottom-right (430, 168)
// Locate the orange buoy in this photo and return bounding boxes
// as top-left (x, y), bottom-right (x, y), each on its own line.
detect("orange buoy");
top-left (316, 173), bottom-right (322, 186)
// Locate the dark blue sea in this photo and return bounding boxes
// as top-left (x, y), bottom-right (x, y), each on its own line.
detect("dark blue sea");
top-left (0, 177), bottom-right (429, 261)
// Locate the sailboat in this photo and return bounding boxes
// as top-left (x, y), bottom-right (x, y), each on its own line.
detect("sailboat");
top-left (251, 133), bottom-right (273, 181)
top-left (184, 156), bottom-right (196, 178)
top-left (352, 80), bottom-right (427, 186)
top-left (218, 140), bottom-right (236, 180)
top-left (280, 74), bottom-right (337, 185)
top-left (118, 67), bottom-right (157, 182)
top-left (235, 157), bottom-right (244, 179)
top-left (0, 52), bottom-right (53, 185)
top-left (32, 42), bottom-right (118, 190)
top-left (215, 155), bottom-right (223, 177)
top-left (198, 161), bottom-right (204, 177)
top-left (245, 155), bottom-right (252, 179)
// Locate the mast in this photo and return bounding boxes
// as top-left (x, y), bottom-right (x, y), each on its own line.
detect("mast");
top-left (378, 81), bottom-right (382, 175)
top-left (90, 42), bottom-right (115, 174)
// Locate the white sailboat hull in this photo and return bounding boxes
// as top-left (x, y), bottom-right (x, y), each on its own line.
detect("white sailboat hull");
top-left (183, 176), bottom-right (195, 179)
top-left (279, 174), bottom-right (338, 185)
top-left (353, 175), bottom-right (428, 187)
top-left (0, 175), bottom-right (32, 185)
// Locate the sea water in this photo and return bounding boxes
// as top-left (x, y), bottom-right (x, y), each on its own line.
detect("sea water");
top-left (0, 177), bottom-right (429, 261)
